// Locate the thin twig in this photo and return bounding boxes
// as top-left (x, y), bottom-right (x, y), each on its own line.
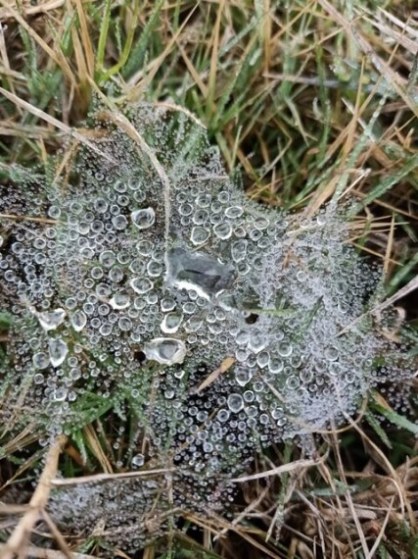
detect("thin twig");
top-left (230, 454), bottom-right (327, 483)
top-left (0, 544), bottom-right (96, 559)
top-left (51, 467), bottom-right (176, 487)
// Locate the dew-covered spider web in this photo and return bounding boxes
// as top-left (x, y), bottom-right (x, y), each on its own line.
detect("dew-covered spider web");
top-left (0, 103), bottom-right (413, 551)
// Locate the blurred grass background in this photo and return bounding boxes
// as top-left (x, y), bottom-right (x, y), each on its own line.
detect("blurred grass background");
top-left (0, 1), bottom-right (417, 558)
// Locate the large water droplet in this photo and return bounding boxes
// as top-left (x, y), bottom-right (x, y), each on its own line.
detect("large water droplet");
top-left (131, 208), bottom-right (155, 229)
top-left (144, 337), bottom-right (186, 365)
top-left (165, 248), bottom-right (235, 300)
top-left (48, 337), bottom-right (68, 368)
top-left (37, 308), bottom-right (66, 331)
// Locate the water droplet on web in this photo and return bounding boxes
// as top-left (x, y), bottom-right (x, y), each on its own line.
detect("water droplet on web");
top-left (112, 215), bottom-right (128, 230)
top-left (48, 337), bottom-right (68, 367)
top-left (166, 248), bottom-right (234, 299)
top-left (268, 357), bottom-right (284, 374)
top-left (248, 333), bottom-right (267, 354)
top-left (231, 240), bottom-right (247, 262)
top-left (256, 351), bottom-right (269, 368)
top-left (33, 352), bottom-right (49, 369)
top-left (37, 309), bottom-right (66, 331)
top-left (213, 222), bottom-right (232, 240)
top-left (131, 208), bottom-right (155, 230)
top-left (278, 342), bottom-right (292, 357)
top-left (191, 226), bottom-right (210, 245)
top-left (132, 454), bottom-right (144, 468)
top-left (109, 291), bottom-right (131, 309)
top-left (217, 409), bottom-right (230, 422)
top-left (161, 297), bottom-right (176, 312)
top-left (34, 373), bottom-right (44, 384)
top-left (130, 277), bottom-right (153, 294)
top-left (235, 368), bottom-right (252, 386)
top-left (118, 317), bottom-right (132, 331)
top-left (227, 393), bottom-right (244, 413)
top-left (147, 261), bottom-right (163, 277)
top-left (144, 337), bottom-right (186, 365)
top-left (161, 312), bottom-right (183, 334)
top-left (225, 205), bottom-right (243, 219)
top-left (70, 310), bottom-right (87, 332)
top-left (325, 346), bottom-right (339, 361)
top-left (52, 387), bottom-right (67, 402)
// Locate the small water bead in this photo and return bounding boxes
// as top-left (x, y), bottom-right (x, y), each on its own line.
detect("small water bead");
top-left (118, 317), bottom-right (132, 332)
top-left (52, 387), bottom-right (67, 402)
top-left (160, 298), bottom-right (176, 312)
top-left (248, 333), bottom-right (267, 354)
top-left (196, 193), bottom-right (211, 208)
top-left (131, 208), bottom-right (155, 229)
top-left (146, 292), bottom-right (159, 305)
top-left (286, 375), bottom-right (300, 390)
top-left (144, 337), bottom-right (186, 365)
top-left (325, 346), bottom-right (339, 361)
top-left (109, 267), bottom-right (124, 283)
top-left (33, 352), bottom-right (49, 369)
top-left (268, 357), bottom-right (284, 374)
top-left (231, 240), bottom-right (247, 262)
top-left (147, 261), bottom-right (163, 277)
top-left (278, 342), bottom-right (293, 357)
top-left (183, 302), bottom-right (196, 314)
top-left (100, 323), bottom-right (113, 336)
top-left (235, 348), bottom-right (249, 363)
top-left (191, 226), bottom-right (210, 245)
top-left (227, 393), bottom-right (244, 413)
top-left (256, 351), bottom-right (269, 368)
top-left (225, 206), bottom-right (243, 219)
top-left (213, 222), bottom-right (232, 240)
top-left (112, 215), bottom-right (128, 231)
top-left (217, 409), bottom-right (230, 423)
top-left (109, 291), bottom-right (131, 309)
top-left (179, 203), bottom-right (193, 216)
top-left (37, 308), bottom-right (66, 331)
top-left (249, 229), bottom-right (263, 242)
top-left (235, 368), bottom-right (252, 386)
top-left (136, 240), bottom-right (153, 256)
top-left (160, 312), bottom-right (183, 334)
top-left (48, 337), bottom-right (68, 368)
top-left (70, 310), bottom-right (87, 332)
top-left (91, 266), bottom-right (104, 280)
top-left (48, 205), bottom-right (61, 219)
top-left (192, 209), bottom-right (209, 225)
top-left (132, 454), bottom-right (145, 468)
top-left (130, 277), bottom-right (153, 294)
top-left (99, 250), bottom-right (116, 267)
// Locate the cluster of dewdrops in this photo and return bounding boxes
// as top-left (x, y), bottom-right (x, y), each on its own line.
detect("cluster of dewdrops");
top-left (0, 104), bottom-right (412, 550)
